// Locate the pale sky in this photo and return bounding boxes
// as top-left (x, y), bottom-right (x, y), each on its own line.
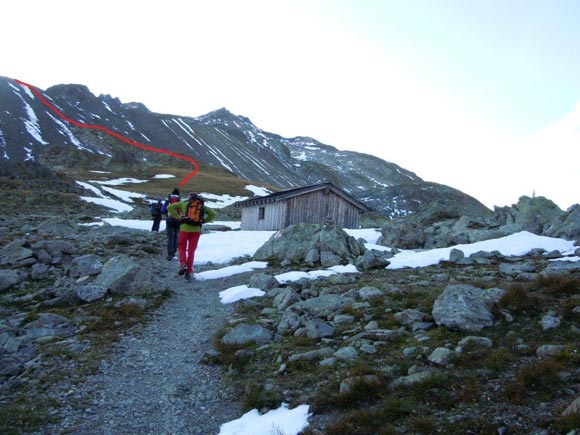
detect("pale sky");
top-left (3, 0), bottom-right (579, 210)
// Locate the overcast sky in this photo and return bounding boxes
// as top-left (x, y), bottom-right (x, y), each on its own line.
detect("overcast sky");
top-left (4, 0), bottom-right (579, 210)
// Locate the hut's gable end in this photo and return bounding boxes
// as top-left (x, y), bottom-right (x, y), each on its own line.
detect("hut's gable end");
top-left (238, 182), bottom-right (365, 230)
top-left (286, 189), bottom-right (360, 228)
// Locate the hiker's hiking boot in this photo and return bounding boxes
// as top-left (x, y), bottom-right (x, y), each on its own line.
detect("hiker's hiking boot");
top-left (184, 272), bottom-right (193, 281)
top-left (178, 264), bottom-right (187, 276)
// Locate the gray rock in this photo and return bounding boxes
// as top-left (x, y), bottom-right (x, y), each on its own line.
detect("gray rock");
top-left (69, 254), bottom-right (104, 278)
top-left (540, 312), bottom-right (561, 330)
top-left (277, 311), bottom-right (302, 335)
top-left (33, 240), bottom-right (75, 260)
top-left (545, 204), bottom-right (580, 240)
top-left (304, 248), bottom-right (320, 265)
top-left (305, 319), bottom-right (335, 339)
top-left (221, 323), bottom-right (273, 346)
top-left (94, 255), bottom-right (140, 294)
top-left (457, 336), bottom-right (493, 348)
top-left (377, 220), bottom-right (426, 250)
top-left (536, 344), bottom-right (566, 358)
top-left (288, 347), bottom-right (334, 362)
top-left (320, 251), bottom-right (343, 268)
top-left (395, 309), bottom-right (432, 326)
top-left (365, 320), bottom-right (379, 331)
top-left (360, 343), bottom-right (377, 355)
top-left (499, 261), bottom-right (536, 276)
top-left (37, 218), bottom-right (78, 238)
top-left (333, 314), bottom-right (355, 324)
top-left (273, 288), bottom-right (302, 311)
top-left (358, 286), bottom-right (384, 301)
top-left (355, 249), bottom-right (390, 270)
top-left (389, 371), bottom-right (433, 389)
top-left (0, 269), bottom-right (21, 291)
top-left (31, 263), bottom-right (51, 280)
top-left (254, 222), bottom-right (363, 265)
top-left (334, 346), bottom-right (358, 361)
top-left (0, 239), bottom-right (35, 267)
top-left (428, 347), bottom-right (453, 366)
top-left (497, 196), bottom-right (562, 234)
top-left (541, 260), bottom-right (580, 275)
top-left (289, 294), bottom-right (354, 318)
top-left (561, 396), bottom-right (580, 417)
top-left (449, 248), bottom-right (465, 262)
top-left (432, 284), bottom-right (503, 332)
top-left (76, 285), bottom-right (108, 303)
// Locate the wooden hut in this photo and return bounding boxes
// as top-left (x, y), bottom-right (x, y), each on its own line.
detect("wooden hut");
top-left (236, 182), bottom-right (369, 230)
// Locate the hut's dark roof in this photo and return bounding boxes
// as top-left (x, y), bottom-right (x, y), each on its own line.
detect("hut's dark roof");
top-left (235, 182), bottom-right (369, 211)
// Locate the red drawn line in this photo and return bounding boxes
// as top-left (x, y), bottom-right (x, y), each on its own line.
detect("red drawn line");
top-left (15, 79), bottom-right (198, 187)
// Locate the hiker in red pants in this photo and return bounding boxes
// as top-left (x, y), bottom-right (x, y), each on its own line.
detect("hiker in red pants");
top-left (167, 192), bottom-right (216, 281)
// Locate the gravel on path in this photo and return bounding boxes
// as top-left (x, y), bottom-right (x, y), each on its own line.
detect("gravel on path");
top-left (41, 261), bottom-right (250, 435)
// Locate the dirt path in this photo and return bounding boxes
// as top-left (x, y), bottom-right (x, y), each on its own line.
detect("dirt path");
top-left (42, 261), bottom-right (252, 435)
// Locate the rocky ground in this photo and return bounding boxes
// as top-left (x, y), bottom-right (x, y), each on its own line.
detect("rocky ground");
top-left (0, 212), bottom-right (254, 435)
top-left (1, 209), bottom-right (580, 435)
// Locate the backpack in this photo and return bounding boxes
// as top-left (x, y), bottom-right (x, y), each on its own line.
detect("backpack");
top-left (150, 201), bottom-right (162, 216)
top-left (182, 195), bottom-right (204, 226)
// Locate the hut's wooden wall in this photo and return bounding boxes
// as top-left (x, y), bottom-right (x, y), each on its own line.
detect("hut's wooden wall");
top-left (240, 188), bottom-right (361, 230)
top-left (286, 189), bottom-right (360, 228)
top-left (240, 202), bottom-right (288, 230)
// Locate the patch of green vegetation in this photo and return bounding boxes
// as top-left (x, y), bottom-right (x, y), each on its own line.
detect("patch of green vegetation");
top-left (455, 346), bottom-right (515, 373)
top-left (0, 394), bottom-right (57, 435)
top-left (498, 282), bottom-right (541, 315)
top-left (554, 412), bottom-right (580, 433)
top-left (439, 417), bottom-right (501, 435)
top-left (504, 357), bottom-right (565, 403)
top-left (241, 381), bottom-right (284, 412)
top-left (533, 274), bottom-right (580, 296)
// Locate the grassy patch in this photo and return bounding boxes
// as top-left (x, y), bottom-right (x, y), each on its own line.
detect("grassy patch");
top-left (242, 381), bottom-right (283, 412)
top-left (533, 274), bottom-right (580, 296)
top-left (0, 394), bottom-right (57, 435)
top-left (505, 357), bottom-right (565, 403)
top-left (498, 283), bottom-right (541, 315)
top-left (554, 412), bottom-right (580, 433)
top-left (455, 347), bottom-right (515, 373)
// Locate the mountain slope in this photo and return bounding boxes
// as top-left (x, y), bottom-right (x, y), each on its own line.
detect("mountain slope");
top-left (0, 77), bottom-right (491, 218)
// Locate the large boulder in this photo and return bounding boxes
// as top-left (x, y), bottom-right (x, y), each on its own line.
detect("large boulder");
top-left (432, 284), bottom-right (506, 332)
top-left (493, 196), bottom-right (562, 235)
top-left (221, 323), bottom-right (273, 346)
top-left (377, 220), bottom-right (425, 249)
top-left (0, 239), bottom-right (35, 267)
top-left (544, 204), bottom-right (580, 240)
top-left (287, 294), bottom-right (354, 318)
top-left (253, 222), bottom-right (364, 266)
top-left (37, 218), bottom-right (78, 238)
top-left (94, 255), bottom-right (140, 295)
top-left (69, 254), bottom-right (104, 278)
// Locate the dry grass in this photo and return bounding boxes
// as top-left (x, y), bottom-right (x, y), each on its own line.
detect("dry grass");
top-left (505, 357), bottom-right (565, 404)
top-left (67, 164), bottom-right (278, 199)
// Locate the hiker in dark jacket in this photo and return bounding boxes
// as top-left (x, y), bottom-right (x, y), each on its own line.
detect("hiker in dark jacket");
top-left (167, 192), bottom-right (216, 281)
top-left (161, 188), bottom-right (181, 261)
top-left (150, 197), bottom-right (163, 232)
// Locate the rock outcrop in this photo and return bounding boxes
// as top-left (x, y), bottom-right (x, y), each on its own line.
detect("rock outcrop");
top-left (253, 222), bottom-right (372, 268)
top-left (378, 196), bottom-right (580, 250)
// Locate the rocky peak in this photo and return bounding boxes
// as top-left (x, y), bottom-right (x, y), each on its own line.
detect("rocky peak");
top-left (45, 83), bottom-right (95, 103)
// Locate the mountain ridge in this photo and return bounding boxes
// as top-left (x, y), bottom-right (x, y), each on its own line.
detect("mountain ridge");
top-left (0, 77), bottom-right (491, 218)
